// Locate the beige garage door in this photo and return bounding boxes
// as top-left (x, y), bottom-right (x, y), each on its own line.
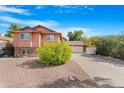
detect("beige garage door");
top-left (70, 46), bottom-right (83, 53)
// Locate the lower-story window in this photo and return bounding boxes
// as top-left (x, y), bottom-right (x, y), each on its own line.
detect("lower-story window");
top-left (21, 48), bottom-right (31, 55)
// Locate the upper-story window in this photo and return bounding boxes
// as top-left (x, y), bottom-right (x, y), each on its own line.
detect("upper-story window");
top-left (47, 35), bottom-right (55, 41)
top-left (20, 33), bottom-right (29, 40)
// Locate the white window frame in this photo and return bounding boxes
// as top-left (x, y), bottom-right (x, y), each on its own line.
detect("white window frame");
top-left (47, 35), bottom-right (55, 41)
top-left (20, 33), bottom-right (29, 40)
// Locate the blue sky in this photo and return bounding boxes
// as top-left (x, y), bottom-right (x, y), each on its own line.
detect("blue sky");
top-left (0, 5), bottom-right (124, 37)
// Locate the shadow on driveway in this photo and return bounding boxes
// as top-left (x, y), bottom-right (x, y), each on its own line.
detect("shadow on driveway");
top-left (93, 76), bottom-right (124, 88)
top-left (94, 77), bottom-right (111, 82)
top-left (81, 54), bottom-right (124, 67)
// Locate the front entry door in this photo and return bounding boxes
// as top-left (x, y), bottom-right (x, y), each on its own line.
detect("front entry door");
top-left (21, 48), bottom-right (31, 57)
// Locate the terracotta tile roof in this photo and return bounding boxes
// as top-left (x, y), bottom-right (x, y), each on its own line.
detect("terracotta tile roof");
top-left (11, 25), bottom-right (61, 34)
top-left (32, 25), bottom-right (60, 34)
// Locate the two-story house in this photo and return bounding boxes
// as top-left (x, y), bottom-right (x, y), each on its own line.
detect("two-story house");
top-left (11, 25), bottom-right (64, 57)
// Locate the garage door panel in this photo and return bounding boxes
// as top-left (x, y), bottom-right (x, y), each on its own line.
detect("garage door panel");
top-left (71, 46), bottom-right (83, 53)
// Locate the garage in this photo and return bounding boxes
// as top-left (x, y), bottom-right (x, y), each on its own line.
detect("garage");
top-left (70, 46), bottom-right (83, 53)
top-left (68, 41), bottom-right (87, 53)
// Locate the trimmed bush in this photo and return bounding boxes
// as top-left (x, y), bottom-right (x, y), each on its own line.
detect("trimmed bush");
top-left (36, 42), bottom-right (72, 65)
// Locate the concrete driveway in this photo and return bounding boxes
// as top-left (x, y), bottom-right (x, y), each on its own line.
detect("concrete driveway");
top-left (72, 54), bottom-right (124, 88)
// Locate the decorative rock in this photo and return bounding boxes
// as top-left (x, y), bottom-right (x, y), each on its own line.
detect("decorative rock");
top-left (82, 79), bottom-right (98, 87)
top-left (68, 75), bottom-right (77, 81)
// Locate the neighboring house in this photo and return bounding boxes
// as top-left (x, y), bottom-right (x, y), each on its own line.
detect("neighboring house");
top-left (0, 34), bottom-right (13, 55)
top-left (61, 37), bottom-right (67, 42)
top-left (11, 25), bottom-right (65, 57)
top-left (68, 41), bottom-right (87, 53)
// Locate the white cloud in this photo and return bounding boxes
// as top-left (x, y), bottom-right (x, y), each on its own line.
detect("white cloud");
top-left (57, 5), bottom-right (93, 10)
top-left (55, 9), bottom-right (74, 13)
top-left (53, 5), bottom-right (94, 14)
top-left (0, 6), bottom-right (31, 15)
top-left (54, 5), bottom-right (81, 9)
top-left (84, 31), bottom-right (101, 37)
top-left (27, 20), bottom-right (59, 27)
top-left (84, 6), bottom-right (88, 9)
top-left (54, 27), bottom-right (101, 38)
top-left (35, 6), bottom-right (44, 10)
top-left (0, 16), bottom-right (100, 38)
top-left (0, 23), bottom-right (9, 27)
top-left (53, 27), bottom-right (90, 38)
top-left (0, 16), bottom-right (59, 28)
top-left (0, 16), bottom-right (22, 23)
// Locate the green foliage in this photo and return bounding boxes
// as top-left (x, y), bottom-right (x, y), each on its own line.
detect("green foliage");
top-left (5, 23), bottom-right (22, 38)
top-left (95, 35), bottom-right (124, 60)
top-left (67, 30), bottom-right (83, 41)
top-left (3, 43), bottom-right (14, 56)
top-left (81, 36), bottom-right (88, 44)
top-left (67, 32), bottom-right (74, 41)
top-left (110, 41), bottom-right (124, 60)
top-left (86, 36), bottom-right (101, 47)
top-left (36, 42), bottom-right (72, 65)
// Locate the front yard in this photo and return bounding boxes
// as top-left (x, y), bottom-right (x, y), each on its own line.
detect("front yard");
top-left (0, 58), bottom-right (94, 88)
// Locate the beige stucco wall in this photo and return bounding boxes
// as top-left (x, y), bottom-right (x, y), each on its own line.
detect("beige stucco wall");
top-left (13, 33), bottom-right (30, 47)
top-left (13, 32), bottom-right (61, 48)
top-left (13, 32), bottom-right (61, 57)
top-left (32, 33), bottom-right (41, 47)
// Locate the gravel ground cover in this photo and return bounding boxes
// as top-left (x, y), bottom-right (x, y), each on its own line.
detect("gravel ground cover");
top-left (0, 58), bottom-right (96, 88)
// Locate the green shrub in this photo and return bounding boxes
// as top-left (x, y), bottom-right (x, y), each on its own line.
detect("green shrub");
top-left (110, 41), bottom-right (124, 60)
top-left (36, 42), bottom-right (72, 65)
top-left (3, 42), bottom-right (14, 56)
top-left (95, 35), bottom-right (124, 60)
top-left (86, 36), bottom-right (101, 47)
top-left (95, 37), bottom-right (114, 56)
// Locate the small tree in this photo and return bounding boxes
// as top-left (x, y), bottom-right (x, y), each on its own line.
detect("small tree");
top-left (67, 30), bottom-right (84, 41)
top-left (67, 32), bottom-right (74, 41)
top-left (5, 23), bottom-right (22, 38)
top-left (3, 43), bottom-right (14, 56)
top-left (73, 30), bottom-right (83, 40)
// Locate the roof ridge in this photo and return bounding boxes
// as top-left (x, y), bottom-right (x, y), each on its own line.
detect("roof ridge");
top-left (11, 25), bottom-right (61, 34)
top-left (21, 26), bottom-right (32, 30)
top-left (33, 25), bottom-right (57, 33)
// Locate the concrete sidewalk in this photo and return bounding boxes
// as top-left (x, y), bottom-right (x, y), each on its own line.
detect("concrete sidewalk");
top-left (72, 54), bottom-right (124, 88)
